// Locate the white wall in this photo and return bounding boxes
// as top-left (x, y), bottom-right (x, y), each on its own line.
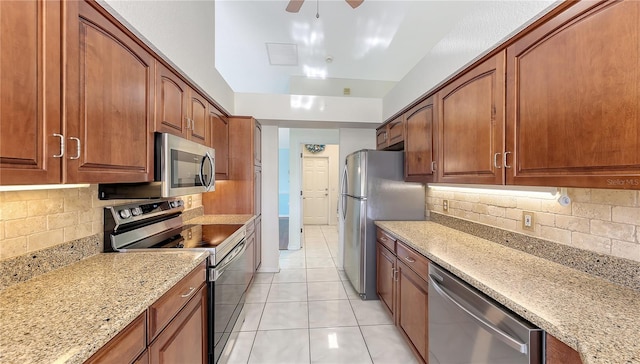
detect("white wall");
top-left (260, 125), bottom-right (280, 272)
top-left (382, 0), bottom-right (559, 119)
top-left (100, 0), bottom-right (235, 113)
top-left (336, 129), bottom-right (376, 269)
top-left (288, 129), bottom-right (341, 250)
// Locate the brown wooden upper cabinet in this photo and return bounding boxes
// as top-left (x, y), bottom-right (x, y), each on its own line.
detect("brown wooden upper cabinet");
top-left (209, 105), bottom-right (229, 180)
top-left (0, 0), bottom-right (62, 185)
top-left (506, 0), bottom-right (640, 190)
top-left (376, 116), bottom-right (405, 150)
top-left (156, 63), bottom-right (211, 147)
top-left (405, 97), bottom-right (437, 182)
top-left (65, 0), bottom-right (155, 183)
top-left (438, 51), bottom-right (506, 185)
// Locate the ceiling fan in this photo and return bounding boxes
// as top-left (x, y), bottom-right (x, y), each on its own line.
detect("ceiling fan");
top-left (286, 0), bottom-right (364, 13)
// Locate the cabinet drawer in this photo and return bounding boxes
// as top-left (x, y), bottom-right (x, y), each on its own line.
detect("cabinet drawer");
top-left (86, 312), bottom-right (146, 364)
top-left (396, 241), bottom-right (429, 281)
top-left (376, 228), bottom-right (397, 253)
top-left (148, 261), bottom-right (206, 342)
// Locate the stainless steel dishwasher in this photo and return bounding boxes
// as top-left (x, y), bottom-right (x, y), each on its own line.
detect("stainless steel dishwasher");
top-left (428, 264), bottom-right (544, 364)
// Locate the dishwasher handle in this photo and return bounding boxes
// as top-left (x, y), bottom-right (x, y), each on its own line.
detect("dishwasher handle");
top-left (428, 274), bottom-right (528, 354)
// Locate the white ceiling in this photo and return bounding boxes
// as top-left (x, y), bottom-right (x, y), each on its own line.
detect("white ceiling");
top-left (215, 0), bottom-right (491, 97)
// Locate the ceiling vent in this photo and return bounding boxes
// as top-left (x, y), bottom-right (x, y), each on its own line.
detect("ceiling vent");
top-left (266, 43), bottom-right (298, 66)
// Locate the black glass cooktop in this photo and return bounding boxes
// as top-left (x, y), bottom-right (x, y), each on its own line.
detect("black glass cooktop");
top-left (180, 224), bottom-right (244, 249)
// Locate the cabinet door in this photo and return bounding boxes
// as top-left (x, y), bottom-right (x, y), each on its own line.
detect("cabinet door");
top-left (396, 261), bottom-right (428, 363)
top-left (546, 334), bottom-right (582, 364)
top-left (254, 121), bottom-right (262, 166)
top-left (506, 1), bottom-right (640, 189)
top-left (376, 127), bottom-right (388, 150)
top-left (376, 243), bottom-right (395, 317)
top-left (0, 0), bottom-right (62, 185)
top-left (188, 90), bottom-right (209, 146)
top-left (85, 313), bottom-right (146, 364)
top-left (149, 284), bottom-right (207, 364)
top-left (255, 215), bottom-right (262, 271)
top-left (209, 105), bottom-right (229, 179)
top-left (405, 97), bottom-right (437, 182)
top-left (156, 63), bottom-right (188, 137)
top-left (439, 51), bottom-right (505, 185)
top-left (65, 1), bottom-right (154, 183)
top-left (387, 117), bottom-right (404, 146)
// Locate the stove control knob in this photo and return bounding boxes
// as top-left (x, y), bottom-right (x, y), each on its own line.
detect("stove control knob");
top-left (169, 201), bottom-right (176, 208)
top-left (131, 207), bottom-right (143, 216)
top-left (118, 209), bottom-right (132, 219)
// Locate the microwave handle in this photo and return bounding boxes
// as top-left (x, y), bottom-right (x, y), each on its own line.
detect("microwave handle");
top-left (200, 152), bottom-right (215, 191)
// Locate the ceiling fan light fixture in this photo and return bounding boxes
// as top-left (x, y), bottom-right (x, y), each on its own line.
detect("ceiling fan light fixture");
top-left (346, 0), bottom-right (364, 9)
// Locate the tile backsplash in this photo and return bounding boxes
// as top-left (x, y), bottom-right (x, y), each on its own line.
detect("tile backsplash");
top-left (427, 187), bottom-right (640, 262)
top-left (0, 185), bottom-right (203, 260)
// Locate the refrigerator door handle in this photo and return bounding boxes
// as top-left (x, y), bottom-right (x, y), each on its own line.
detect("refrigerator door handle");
top-left (340, 165), bottom-right (348, 219)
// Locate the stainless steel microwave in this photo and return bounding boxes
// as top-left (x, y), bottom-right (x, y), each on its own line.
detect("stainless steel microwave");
top-left (99, 133), bottom-right (215, 199)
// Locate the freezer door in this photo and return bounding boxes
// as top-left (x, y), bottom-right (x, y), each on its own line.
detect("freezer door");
top-left (345, 151), bottom-right (367, 198)
top-left (343, 196), bottom-right (366, 296)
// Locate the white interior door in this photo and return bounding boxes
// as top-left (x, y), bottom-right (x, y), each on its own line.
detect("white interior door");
top-left (302, 156), bottom-right (329, 225)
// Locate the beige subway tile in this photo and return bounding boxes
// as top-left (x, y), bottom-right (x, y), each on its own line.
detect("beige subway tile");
top-left (540, 200), bottom-right (572, 215)
top-left (479, 194), bottom-right (517, 208)
top-left (454, 192), bottom-right (480, 203)
top-left (64, 196), bottom-right (93, 213)
top-left (452, 209), bottom-right (478, 222)
top-left (572, 202), bottom-right (611, 221)
top-left (3, 190), bottom-right (48, 202)
top-left (28, 198), bottom-right (64, 217)
top-left (47, 189), bottom-right (65, 199)
top-left (590, 189), bottom-right (637, 207)
top-left (567, 188), bottom-right (591, 203)
top-left (0, 222), bottom-right (3, 239)
top-left (486, 205), bottom-right (506, 218)
top-left (28, 229), bottom-right (64, 251)
top-left (537, 212), bottom-right (555, 227)
top-left (430, 205), bottom-right (444, 214)
top-left (590, 220), bottom-right (636, 242)
top-left (505, 208), bottom-right (523, 221)
top-left (496, 217), bottom-right (517, 231)
top-left (78, 207), bottom-right (97, 224)
top-left (540, 225), bottom-right (571, 245)
top-left (516, 197), bottom-right (541, 211)
top-left (0, 236), bottom-right (27, 259)
top-left (610, 240), bottom-right (640, 262)
top-left (450, 200), bottom-right (474, 211)
top-left (472, 203), bottom-right (488, 215)
top-left (428, 189), bottom-right (454, 199)
top-left (63, 188), bottom-right (80, 199)
top-left (92, 208), bottom-right (103, 224)
top-left (4, 216), bottom-right (47, 239)
top-left (48, 212), bottom-right (79, 229)
top-left (612, 206), bottom-right (640, 225)
top-left (1, 201), bottom-right (28, 221)
top-left (555, 215), bottom-right (590, 233)
top-left (64, 222), bottom-right (93, 241)
top-left (478, 214), bottom-right (497, 226)
top-left (92, 221), bottom-right (104, 235)
top-left (571, 232), bottom-right (611, 254)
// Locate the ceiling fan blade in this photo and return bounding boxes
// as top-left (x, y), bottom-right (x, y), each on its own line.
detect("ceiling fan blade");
top-left (286, 0), bottom-right (304, 13)
top-left (345, 0), bottom-right (364, 9)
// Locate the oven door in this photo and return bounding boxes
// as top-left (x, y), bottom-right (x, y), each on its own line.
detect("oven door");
top-left (209, 239), bottom-right (253, 364)
top-left (159, 132), bottom-right (215, 197)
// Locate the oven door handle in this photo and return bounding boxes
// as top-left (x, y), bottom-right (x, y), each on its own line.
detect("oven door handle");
top-left (209, 239), bottom-right (247, 281)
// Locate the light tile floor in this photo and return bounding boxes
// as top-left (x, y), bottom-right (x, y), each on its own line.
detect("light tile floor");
top-left (223, 225), bottom-right (418, 364)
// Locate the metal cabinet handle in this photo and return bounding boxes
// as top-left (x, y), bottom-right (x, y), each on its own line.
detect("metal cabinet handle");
top-left (69, 137), bottom-right (81, 160)
top-left (493, 152), bottom-right (502, 169)
top-left (404, 256), bottom-right (416, 263)
top-left (503, 151), bottom-right (512, 169)
top-left (431, 161), bottom-right (437, 172)
top-left (181, 286), bottom-right (196, 298)
top-left (52, 134), bottom-right (64, 158)
top-left (393, 267), bottom-right (398, 282)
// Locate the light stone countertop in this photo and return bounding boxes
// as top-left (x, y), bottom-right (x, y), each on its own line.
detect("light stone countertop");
top-left (0, 250), bottom-right (208, 364)
top-left (186, 214), bottom-right (255, 225)
top-left (375, 221), bottom-right (640, 364)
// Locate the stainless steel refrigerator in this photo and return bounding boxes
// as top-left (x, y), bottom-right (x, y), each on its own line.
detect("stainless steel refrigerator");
top-left (340, 150), bottom-right (425, 300)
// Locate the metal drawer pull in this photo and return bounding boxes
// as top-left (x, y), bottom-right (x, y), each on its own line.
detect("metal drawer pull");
top-left (503, 151), bottom-right (512, 169)
top-left (493, 152), bottom-right (501, 168)
top-left (393, 267), bottom-right (398, 281)
top-left (181, 286), bottom-right (196, 298)
top-left (404, 256), bottom-right (416, 263)
top-left (52, 133), bottom-right (64, 158)
top-left (69, 137), bottom-right (81, 160)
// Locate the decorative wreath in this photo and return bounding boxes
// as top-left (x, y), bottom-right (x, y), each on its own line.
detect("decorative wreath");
top-left (305, 144), bottom-right (325, 154)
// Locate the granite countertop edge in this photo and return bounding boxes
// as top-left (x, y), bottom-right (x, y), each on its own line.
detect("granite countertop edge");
top-left (375, 220), bottom-right (640, 364)
top-left (0, 250), bottom-right (209, 364)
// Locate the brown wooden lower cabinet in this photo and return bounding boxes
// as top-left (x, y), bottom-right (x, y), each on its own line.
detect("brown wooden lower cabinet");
top-left (85, 312), bottom-right (147, 364)
top-left (134, 350), bottom-right (149, 364)
top-left (546, 334), bottom-right (583, 364)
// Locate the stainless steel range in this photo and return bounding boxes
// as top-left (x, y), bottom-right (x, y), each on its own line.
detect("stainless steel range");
top-left (103, 198), bottom-right (252, 364)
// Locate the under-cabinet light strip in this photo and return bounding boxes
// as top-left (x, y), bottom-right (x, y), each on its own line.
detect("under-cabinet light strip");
top-left (428, 183), bottom-right (559, 199)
